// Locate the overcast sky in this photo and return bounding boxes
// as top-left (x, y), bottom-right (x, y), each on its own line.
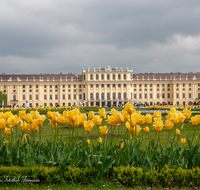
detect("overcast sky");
top-left (0, 0), bottom-right (200, 74)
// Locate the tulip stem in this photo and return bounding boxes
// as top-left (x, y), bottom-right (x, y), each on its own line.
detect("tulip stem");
top-left (16, 126), bottom-right (18, 142)
top-left (191, 126), bottom-right (196, 145)
top-left (39, 126), bottom-right (41, 143)
top-left (111, 125), bottom-right (113, 144)
top-left (0, 129), bottom-right (1, 144)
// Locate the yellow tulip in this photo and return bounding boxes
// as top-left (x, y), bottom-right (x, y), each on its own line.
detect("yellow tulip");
top-left (111, 108), bottom-right (118, 116)
top-left (122, 110), bottom-right (130, 122)
top-left (153, 111), bottom-right (161, 118)
top-left (153, 120), bottom-right (163, 132)
top-left (183, 109), bottom-right (191, 120)
top-left (47, 111), bottom-right (53, 119)
top-left (133, 125), bottom-right (141, 137)
top-left (170, 113), bottom-right (179, 125)
top-left (126, 121), bottom-right (134, 133)
top-left (23, 134), bottom-right (27, 141)
top-left (93, 115), bottom-right (103, 126)
top-left (4, 128), bottom-right (11, 136)
top-left (143, 126), bottom-right (150, 133)
top-left (19, 111), bottom-right (26, 120)
top-left (20, 121), bottom-right (27, 132)
top-left (191, 116), bottom-right (198, 126)
top-left (35, 115), bottom-right (46, 126)
top-left (52, 112), bottom-right (61, 123)
top-left (165, 120), bottom-right (174, 131)
top-left (88, 111), bottom-right (94, 120)
top-left (99, 108), bottom-right (106, 119)
top-left (25, 113), bottom-right (34, 123)
top-left (87, 139), bottom-right (90, 145)
top-left (120, 142), bottom-right (124, 149)
top-left (79, 113), bottom-right (87, 126)
top-left (58, 116), bottom-right (66, 125)
top-left (145, 114), bottom-right (152, 125)
top-left (30, 111), bottom-right (39, 119)
top-left (99, 125), bottom-right (108, 136)
top-left (84, 120), bottom-right (94, 133)
top-left (181, 138), bottom-right (186, 144)
top-left (137, 114), bottom-right (145, 125)
top-left (62, 110), bottom-right (69, 118)
top-left (74, 115), bottom-right (80, 127)
top-left (7, 115), bottom-right (20, 126)
top-left (116, 112), bottom-right (124, 124)
top-left (195, 115), bottom-right (200, 125)
top-left (0, 119), bottom-right (6, 130)
top-left (124, 103), bottom-right (134, 114)
top-left (128, 118), bottom-right (137, 127)
top-left (170, 107), bottom-right (177, 113)
top-left (97, 137), bottom-right (102, 143)
top-left (3, 111), bottom-right (13, 120)
top-left (176, 129), bottom-right (180, 136)
top-left (107, 115), bottom-right (119, 127)
top-left (65, 117), bottom-right (73, 125)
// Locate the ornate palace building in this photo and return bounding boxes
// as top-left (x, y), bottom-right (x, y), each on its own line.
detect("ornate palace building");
top-left (1, 65), bottom-right (200, 107)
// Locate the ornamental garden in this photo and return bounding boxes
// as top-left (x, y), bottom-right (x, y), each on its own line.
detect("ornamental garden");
top-left (0, 104), bottom-right (200, 188)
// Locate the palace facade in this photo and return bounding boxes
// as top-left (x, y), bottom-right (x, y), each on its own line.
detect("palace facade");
top-left (1, 65), bottom-right (200, 107)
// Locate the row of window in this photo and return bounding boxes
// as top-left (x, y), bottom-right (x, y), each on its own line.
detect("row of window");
top-left (86, 74), bottom-right (127, 81)
top-left (2, 83), bottom-right (200, 89)
top-left (20, 94), bottom-right (82, 101)
top-left (134, 93), bottom-right (195, 99)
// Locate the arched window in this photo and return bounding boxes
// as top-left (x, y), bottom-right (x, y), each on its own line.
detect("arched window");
top-left (124, 92), bottom-right (127, 100)
top-left (90, 93), bottom-right (93, 100)
top-left (83, 75), bottom-right (85, 80)
top-left (113, 92), bottom-right (116, 100)
top-left (113, 74), bottom-right (115, 80)
top-left (96, 74), bottom-right (98, 80)
top-left (118, 92), bottom-right (121, 100)
top-left (13, 95), bottom-right (16, 101)
top-left (90, 74), bottom-right (93, 80)
top-left (101, 74), bottom-right (104, 80)
top-left (96, 93), bottom-right (99, 100)
top-left (101, 93), bottom-right (104, 100)
top-left (124, 74), bottom-right (126, 80)
top-left (107, 93), bottom-right (110, 100)
top-left (107, 74), bottom-right (110, 80)
top-left (118, 74), bottom-right (121, 80)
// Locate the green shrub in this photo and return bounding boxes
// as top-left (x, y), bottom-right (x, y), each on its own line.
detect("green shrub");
top-left (112, 166), bottom-right (143, 186)
top-left (174, 168), bottom-right (190, 186)
top-left (159, 165), bottom-right (174, 187)
top-left (189, 166), bottom-right (200, 185)
top-left (144, 167), bottom-right (159, 186)
top-left (64, 166), bottom-right (96, 184)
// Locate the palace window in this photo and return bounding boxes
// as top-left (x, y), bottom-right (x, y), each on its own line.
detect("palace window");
top-left (118, 92), bottom-right (121, 100)
top-left (124, 74), bottom-right (126, 80)
top-left (90, 74), bottom-right (93, 80)
top-left (107, 93), bottom-right (110, 100)
top-left (113, 93), bottom-right (116, 100)
top-left (101, 93), bottom-right (104, 100)
top-left (118, 74), bottom-right (121, 80)
top-left (96, 93), bottom-right (99, 100)
top-left (101, 74), bottom-right (104, 80)
top-left (113, 74), bottom-right (115, 80)
top-left (96, 74), bottom-right (98, 80)
top-left (107, 74), bottom-right (110, 80)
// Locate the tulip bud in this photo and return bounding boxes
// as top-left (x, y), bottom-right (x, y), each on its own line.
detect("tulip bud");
top-left (87, 139), bottom-right (90, 145)
top-left (97, 137), bottom-right (102, 144)
top-left (181, 138), bottom-right (186, 144)
top-left (120, 142), bottom-right (124, 149)
top-left (176, 129), bottom-right (180, 136)
top-left (143, 126), bottom-right (150, 133)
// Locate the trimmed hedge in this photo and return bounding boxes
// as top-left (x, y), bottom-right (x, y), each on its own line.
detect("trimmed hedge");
top-left (0, 165), bottom-right (199, 187)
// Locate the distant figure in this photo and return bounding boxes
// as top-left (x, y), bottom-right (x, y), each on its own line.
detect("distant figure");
top-left (25, 101), bottom-right (29, 108)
